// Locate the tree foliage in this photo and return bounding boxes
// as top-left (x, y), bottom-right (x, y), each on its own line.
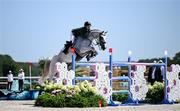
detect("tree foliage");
top-left (0, 54), bottom-right (40, 77)
top-left (0, 54), bottom-right (19, 76)
top-left (138, 51), bottom-right (180, 66)
top-left (0, 51), bottom-right (179, 77)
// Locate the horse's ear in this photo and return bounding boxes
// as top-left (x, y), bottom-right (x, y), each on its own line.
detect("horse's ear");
top-left (102, 31), bottom-right (108, 36)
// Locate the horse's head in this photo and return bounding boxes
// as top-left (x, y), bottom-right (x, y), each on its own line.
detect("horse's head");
top-left (99, 31), bottom-right (107, 50)
top-left (89, 29), bottom-right (107, 51)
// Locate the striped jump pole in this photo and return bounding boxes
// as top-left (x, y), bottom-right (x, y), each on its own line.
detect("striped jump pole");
top-left (162, 50), bottom-right (169, 103)
top-left (126, 50), bottom-right (134, 103)
top-left (109, 48), bottom-right (113, 103)
top-left (71, 47), bottom-right (76, 85)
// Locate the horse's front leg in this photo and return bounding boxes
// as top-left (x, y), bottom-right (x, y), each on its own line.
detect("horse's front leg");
top-left (86, 48), bottom-right (98, 61)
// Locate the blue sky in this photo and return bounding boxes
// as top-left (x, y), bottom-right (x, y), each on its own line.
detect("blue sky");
top-left (0, 0), bottom-right (180, 62)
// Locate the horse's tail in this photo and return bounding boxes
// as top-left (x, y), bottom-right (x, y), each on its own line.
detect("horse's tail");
top-left (39, 59), bottom-right (51, 84)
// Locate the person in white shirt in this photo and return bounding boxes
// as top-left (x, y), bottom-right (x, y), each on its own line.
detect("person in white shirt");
top-left (7, 70), bottom-right (13, 91)
top-left (18, 69), bottom-right (25, 91)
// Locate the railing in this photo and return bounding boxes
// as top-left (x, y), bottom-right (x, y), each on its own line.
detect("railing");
top-left (0, 76), bottom-right (40, 79)
top-left (0, 77), bottom-right (40, 89)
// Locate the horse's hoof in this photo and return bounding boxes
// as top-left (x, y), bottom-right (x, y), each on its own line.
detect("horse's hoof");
top-left (86, 57), bottom-right (90, 61)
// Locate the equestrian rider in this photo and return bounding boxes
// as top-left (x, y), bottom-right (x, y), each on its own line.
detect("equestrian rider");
top-left (63, 21), bottom-right (97, 61)
top-left (71, 21), bottom-right (91, 41)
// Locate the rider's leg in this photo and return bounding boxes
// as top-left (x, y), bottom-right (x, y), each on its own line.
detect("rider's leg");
top-left (63, 41), bottom-right (73, 54)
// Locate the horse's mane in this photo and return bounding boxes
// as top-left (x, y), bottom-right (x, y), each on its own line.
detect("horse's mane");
top-left (90, 29), bottom-right (102, 33)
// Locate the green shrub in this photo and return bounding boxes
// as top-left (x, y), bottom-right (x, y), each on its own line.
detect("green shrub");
top-left (145, 82), bottom-right (164, 104)
top-left (41, 96), bottom-right (54, 107)
top-left (42, 80), bottom-right (96, 94)
top-left (65, 94), bottom-right (89, 107)
top-left (87, 94), bottom-right (107, 107)
top-left (177, 99), bottom-right (180, 103)
top-left (24, 84), bottom-right (30, 91)
top-left (51, 94), bottom-right (66, 107)
top-left (112, 93), bottom-right (128, 102)
top-left (32, 83), bottom-right (44, 90)
top-left (35, 93), bottom-right (66, 107)
top-left (35, 93), bottom-right (51, 106)
top-left (35, 81), bottom-right (108, 107)
top-left (79, 90), bottom-right (95, 97)
top-left (35, 92), bottom-right (107, 107)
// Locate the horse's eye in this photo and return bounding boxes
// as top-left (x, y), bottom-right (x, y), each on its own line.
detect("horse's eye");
top-left (100, 37), bottom-right (105, 42)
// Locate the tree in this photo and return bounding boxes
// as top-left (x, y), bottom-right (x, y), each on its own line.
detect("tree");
top-left (172, 51), bottom-right (180, 64)
top-left (38, 59), bottom-right (47, 76)
top-left (0, 55), bottom-right (3, 75)
top-left (138, 51), bottom-right (180, 65)
top-left (0, 54), bottom-right (19, 76)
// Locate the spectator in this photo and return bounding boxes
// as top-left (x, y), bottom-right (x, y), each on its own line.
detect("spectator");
top-left (148, 60), bottom-right (164, 85)
top-left (18, 69), bottom-right (25, 91)
top-left (7, 70), bottom-right (13, 91)
top-left (148, 61), bottom-right (157, 85)
top-left (158, 60), bottom-right (164, 82)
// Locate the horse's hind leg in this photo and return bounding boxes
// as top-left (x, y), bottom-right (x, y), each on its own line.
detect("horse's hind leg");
top-left (48, 55), bottom-right (59, 82)
top-left (67, 63), bottom-right (72, 70)
top-left (75, 55), bottom-right (83, 61)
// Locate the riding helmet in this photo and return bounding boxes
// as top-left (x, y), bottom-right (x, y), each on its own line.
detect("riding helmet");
top-left (84, 21), bottom-right (91, 26)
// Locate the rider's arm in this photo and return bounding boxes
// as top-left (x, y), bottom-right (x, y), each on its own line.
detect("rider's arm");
top-left (71, 27), bottom-right (82, 38)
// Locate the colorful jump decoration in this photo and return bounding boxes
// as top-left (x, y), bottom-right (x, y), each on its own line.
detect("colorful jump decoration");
top-left (94, 63), bottom-right (112, 103)
top-left (166, 64), bottom-right (180, 102)
top-left (52, 48), bottom-right (180, 105)
top-left (55, 62), bottom-right (75, 86)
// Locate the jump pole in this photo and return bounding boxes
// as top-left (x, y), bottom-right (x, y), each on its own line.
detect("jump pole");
top-left (162, 50), bottom-right (170, 103)
top-left (126, 50), bottom-right (135, 103)
top-left (109, 48), bottom-right (113, 104)
top-left (71, 47), bottom-right (76, 85)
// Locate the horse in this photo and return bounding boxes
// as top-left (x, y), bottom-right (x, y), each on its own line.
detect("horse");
top-left (40, 29), bottom-right (107, 83)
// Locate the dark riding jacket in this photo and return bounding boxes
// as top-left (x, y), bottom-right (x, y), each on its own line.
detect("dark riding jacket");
top-left (71, 27), bottom-right (90, 38)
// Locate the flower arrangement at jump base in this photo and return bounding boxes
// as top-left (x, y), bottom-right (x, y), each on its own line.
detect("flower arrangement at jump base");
top-left (35, 80), bottom-right (107, 107)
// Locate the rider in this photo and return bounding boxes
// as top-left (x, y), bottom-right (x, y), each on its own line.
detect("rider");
top-left (63, 21), bottom-right (97, 61)
top-left (71, 21), bottom-right (91, 41)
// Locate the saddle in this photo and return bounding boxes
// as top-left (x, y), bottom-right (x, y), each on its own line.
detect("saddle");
top-left (63, 40), bottom-right (98, 61)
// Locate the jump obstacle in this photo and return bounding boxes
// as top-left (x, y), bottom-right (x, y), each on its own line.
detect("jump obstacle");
top-left (54, 48), bottom-right (180, 105)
